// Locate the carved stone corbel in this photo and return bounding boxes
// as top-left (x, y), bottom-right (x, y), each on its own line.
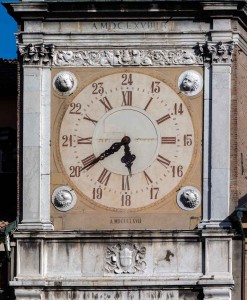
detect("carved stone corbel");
top-left (18, 43), bottom-right (55, 65)
top-left (194, 41), bottom-right (234, 64)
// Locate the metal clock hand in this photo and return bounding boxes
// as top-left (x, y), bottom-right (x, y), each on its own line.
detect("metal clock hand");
top-left (121, 143), bottom-right (136, 177)
top-left (81, 136), bottom-right (131, 171)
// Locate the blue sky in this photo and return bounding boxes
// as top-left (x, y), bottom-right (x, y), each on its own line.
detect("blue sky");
top-left (0, 1), bottom-right (18, 59)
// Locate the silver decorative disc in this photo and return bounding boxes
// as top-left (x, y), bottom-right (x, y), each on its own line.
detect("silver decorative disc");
top-left (178, 70), bottom-right (203, 96)
top-left (52, 186), bottom-right (77, 211)
top-left (53, 71), bottom-right (77, 95)
top-left (177, 186), bottom-right (201, 211)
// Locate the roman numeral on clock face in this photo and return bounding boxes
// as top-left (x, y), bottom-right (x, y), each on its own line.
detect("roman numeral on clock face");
top-left (77, 137), bottom-right (92, 144)
top-left (83, 114), bottom-right (98, 125)
top-left (144, 171), bottom-right (153, 185)
top-left (81, 154), bottom-right (96, 170)
top-left (161, 137), bottom-right (176, 144)
top-left (156, 114), bottom-right (171, 124)
top-left (99, 96), bottom-right (113, 112)
top-left (122, 175), bottom-right (130, 190)
top-left (97, 169), bottom-right (111, 186)
top-left (122, 91), bottom-right (132, 106)
top-left (157, 154), bottom-right (171, 168)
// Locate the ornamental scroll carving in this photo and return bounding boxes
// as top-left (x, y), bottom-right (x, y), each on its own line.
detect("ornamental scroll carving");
top-left (53, 49), bottom-right (202, 67)
top-left (19, 44), bottom-right (55, 65)
top-left (105, 242), bottom-right (146, 274)
top-left (194, 41), bottom-right (234, 64)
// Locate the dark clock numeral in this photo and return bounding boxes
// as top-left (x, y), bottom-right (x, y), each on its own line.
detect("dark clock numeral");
top-left (184, 134), bottom-right (193, 146)
top-left (174, 103), bottom-right (183, 115)
top-left (172, 165), bottom-right (184, 177)
top-left (122, 73), bottom-right (133, 85)
top-left (62, 135), bottom-right (73, 147)
top-left (157, 155), bottom-right (171, 168)
top-left (122, 91), bottom-right (132, 106)
top-left (97, 169), bottom-right (111, 186)
top-left (99, 96), bottom-right (113, 112)
top-left (69, 103), bottom-right (81, 114)
top-left (150, 187), bottom-right (159, 199)
top-left (77, 137), bottom-right (92, 144)
top-left (144, 97), bottom-right (153, 111)
top-left (144, 171), bottom-right (153, 185)
top-left (157, 114), bottom-right (171, 125)
top-left (92, 82), bottom-right (104, 95)
top-left (121, 194), bottom-right (131, 207)
top-left (83, 114), bottom-right (98, 125)
top-left (122, 175), bottom-right (130, 190)
top-left (69, 166), bottom-right (81, 177)
top-left (161, 137), bottom-right (176, 144)
top-left (151, 81), bottom-right (160, 93)
top-left (81, 154), bottom-right (96, 170)
top-left (93, 188), bottom-right (103, 200)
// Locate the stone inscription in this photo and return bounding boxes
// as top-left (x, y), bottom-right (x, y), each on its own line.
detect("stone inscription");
top-left (91, 21), bottom-right (168, 32)
top-left (110, 217), bottom-right (142, 224)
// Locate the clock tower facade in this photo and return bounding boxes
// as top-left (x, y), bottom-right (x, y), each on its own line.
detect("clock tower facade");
top-left (5, 1), bottom-right (247, 299)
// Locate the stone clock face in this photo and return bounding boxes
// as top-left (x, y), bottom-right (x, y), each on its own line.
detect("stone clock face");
top-left (57, 71), bottom-right (197, 211)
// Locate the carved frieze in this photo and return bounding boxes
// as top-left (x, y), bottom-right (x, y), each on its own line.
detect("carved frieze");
top-left (53, 49), bottom-right (202, 67)
top-left (19, 43), bottom-right (55, 65)
top-left (194, 41), bottom-right (234, 64)
top-left (105, 242), bottom-right (146, 274)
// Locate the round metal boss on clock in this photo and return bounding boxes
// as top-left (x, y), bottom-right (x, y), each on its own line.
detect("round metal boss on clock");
top-left (52, 186), bottom-right (77, 211)
top-left (178, 70), bottom-right (203, 96)
top-left (177, 186), bottom-right (201, 210)
top-left (53, 71), bottom-right (77, 96)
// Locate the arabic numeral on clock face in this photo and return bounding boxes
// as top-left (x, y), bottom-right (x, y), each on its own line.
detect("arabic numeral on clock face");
top-left (92, 82), bottom-right (104, 95)
top-left (93, 188), bottom-right (103, 199)
top-left (62, 135), bottom-right (73, 147)
top-left (69, 166), bottom-right (81, 177)
top-left (69, 103), bottom-right (81, 114)
top-left (121, 73), bottom-right (133, 85)
top-left (174, 103), bottom-right (183, 115)
top-left (150, 187), bottom-right (159, 199)
top-left (121, 194), bottom-right (131, 206)
top-left (172, 165), bottom-right (184, 177)
top-left (184, 134), bottom-right (193, 146)
top-left (151, 81), bottom-right (160, 93)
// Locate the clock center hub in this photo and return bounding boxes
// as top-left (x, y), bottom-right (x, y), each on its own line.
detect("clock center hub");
top-left (92, 106), bottom-right (161, 175)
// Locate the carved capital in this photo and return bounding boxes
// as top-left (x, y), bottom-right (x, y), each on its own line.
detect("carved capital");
top-left (194, 41), bottom-right (234, 64)
top-left (19, 43), bottom-right (55, 65)
top-left (53, 48), bottom-right (202, 67)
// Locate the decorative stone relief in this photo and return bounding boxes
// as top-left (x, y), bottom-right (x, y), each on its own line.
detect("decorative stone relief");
top-left (52, 186), bottom-right (77, 211)
top-left (105, 242), bottom-right (146, 274)
top-left (53, 71), bottom-right (77, 96)
top-left (177, 186), bottom-right (201, 210)
top-left (19, 43), bottom-right (55, 65)
top-left (53, 49), bottom-right (202, 67)
top-left (178, 70), bottom-right (203, 96)
top-left (194, 41), bottom-right (234, 64)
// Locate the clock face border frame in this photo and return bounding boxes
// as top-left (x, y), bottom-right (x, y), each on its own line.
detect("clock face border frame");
top-left (52, 67), bottom-right (202, 213)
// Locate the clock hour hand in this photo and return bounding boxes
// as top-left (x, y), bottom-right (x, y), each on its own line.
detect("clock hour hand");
top-left (81, 136), bottom-right (130, 171)
top-left (121, 143), bottom-right (136, 177)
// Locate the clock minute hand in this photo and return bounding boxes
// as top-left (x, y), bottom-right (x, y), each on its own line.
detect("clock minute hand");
top-left (81, 136), bottom-right (130, 171)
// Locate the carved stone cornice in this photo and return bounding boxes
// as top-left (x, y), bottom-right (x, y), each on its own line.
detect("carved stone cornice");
top-left (19, 43), bottom-right (55, 65)
top-left (53, 48), bottom-right (202, 67)
top-left (18, 43), bottom-right (234, 66)
top-left (194, 41), bottom-right (234, 64)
